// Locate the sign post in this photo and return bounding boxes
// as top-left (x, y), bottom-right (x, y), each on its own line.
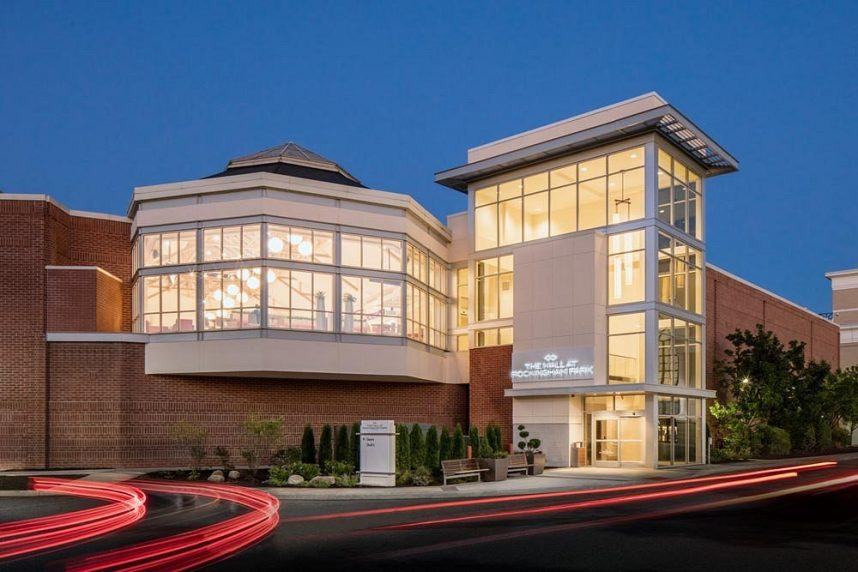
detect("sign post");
top-left (358, 420), bottom-right (396, 487)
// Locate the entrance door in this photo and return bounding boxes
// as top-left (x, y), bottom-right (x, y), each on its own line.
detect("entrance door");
top-left (591, 413), bottom-right (644, 467)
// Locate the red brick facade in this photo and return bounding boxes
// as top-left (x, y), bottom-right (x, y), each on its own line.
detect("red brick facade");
top-left (46, 267), bottom-right (123, 332)
top-left (706, 267), bottom-right (840, 391)
top-left (468, 345), bottom-right (514, 449)
top-left (46, 343), bottom-right (468, 468)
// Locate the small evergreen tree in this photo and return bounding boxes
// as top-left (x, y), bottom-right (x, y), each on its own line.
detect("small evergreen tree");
top-left (487, 424), bottom-right (502, 453)
top-left (409, 424), bottom-right (424, 469)
top-left (335, 425), bottom-right (350, 462)
top-left (439, 426), bottom-right (452, 462)
top-left (424, 425), bottom-right (440, 471)
top-left (318, 424), bottom-right (334, 468)
top-left (301, 424), bottom-right (316, 464)
top-left (469, 426), bottom-right (480, 458)
top-left (451, 424), bottom-right (466, 459)
top-left (396, 424), bottom-right (411, 471)
top-left (479, 435), bottom-right (494, 458)
top-left (350, 422), bottom-right (361, 467)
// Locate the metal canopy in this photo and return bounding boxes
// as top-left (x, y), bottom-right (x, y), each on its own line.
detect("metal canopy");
top-left (435, 103), bottom-right (738, 192)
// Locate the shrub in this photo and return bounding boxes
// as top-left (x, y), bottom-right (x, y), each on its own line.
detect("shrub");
top-left (271, 447), bottom-right (301, 466)
top-left (214, 446), bottom-right (233, 471)
top-left (241, 449), bottom-right (258, 473)
top-left (516, 424), bottom-right (542, 452)
top-left (451, 424), bottom-right (466, 459)
top-left (301, 425), bottom-right (316, 464)
top-left (487, 424), bottom-right (502, 453)
top-left (469, 426), bottom-right (480, 458)
top-left (479, 436), bottom-right (493, 459)
top-left (396, 470), bottom-right (412, 487)
top-left (411, 466), bottom-right (433, 486)
top-left (409, 424), bottom-right (424, 469)
top-left (318, 424), bottom-right (334, 467)
top-left (170, 421), bottom-right (208, 473)
top-left (439, 427), bottom-right (451, 463)
top-left (755, 425), bottom-right (792, 456)
top-left (350, 422), bottom-right (361, 467)
top-left (424, 426), bottom-right (439, 471)
top-left (307, 478), bottom-right (331, 488)
top-left (709, 402), bottom-right (752, 461)
top-left (334, 474), bottom-right (359, 488)
top-left (832, 425), bottom-right (851, 448)
top-left (796, 424), bottom-right (817, 451)
top-left (243, 415), bottom-right (284, 467)
top-left (325, 460), bottom-right (354, 476)
top-left (396, 424), bottom-right (411, 471)
top-left (267, 465), bottom-right (291, 486)
top-left (335, 425), bottom-right (350, 462)
top-left (816, 420), bottom-right (833, 450)
top-left (287, 462), bottom-right (321, 481)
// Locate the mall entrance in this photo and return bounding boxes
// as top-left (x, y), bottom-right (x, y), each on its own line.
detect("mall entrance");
top-left (583, 394), bottom-right (646, 467)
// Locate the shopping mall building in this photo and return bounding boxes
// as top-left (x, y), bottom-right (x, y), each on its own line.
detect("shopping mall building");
top-left (0, 93), bottom-right (840, 470)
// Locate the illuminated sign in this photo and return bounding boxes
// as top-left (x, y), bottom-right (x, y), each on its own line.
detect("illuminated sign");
top-left (511, 347), bottom-right (595, 382)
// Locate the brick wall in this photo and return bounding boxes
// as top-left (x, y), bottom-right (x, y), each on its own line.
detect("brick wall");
top-left (469, 345), bottom-right (513, 449)
top-left (0, 199), bottom-right (131, 469)
top-left (46, 342), bottom-right (468, 468)
top-left (706, 267), bottom-right (840, 391)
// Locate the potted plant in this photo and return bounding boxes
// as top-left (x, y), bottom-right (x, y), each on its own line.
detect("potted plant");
top-left (517, 425), bottom-right (546, 475)
top-left (477, 436), bottom-right (509, 482)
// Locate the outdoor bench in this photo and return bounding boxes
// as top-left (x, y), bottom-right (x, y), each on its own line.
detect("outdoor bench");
top-left (507, 453), bottom-right (531, 477)
top-left (441, 458), bottom-right (488, 485)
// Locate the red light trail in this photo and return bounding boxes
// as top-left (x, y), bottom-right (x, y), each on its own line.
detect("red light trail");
top-left (63, 481), bottom-right (279, 572)
top-left (383, 471), bottom-right (800, 529)
top-left (280, 461), bottom-right (836, 523)
top-left (0, 478), bottom-right (146, 561)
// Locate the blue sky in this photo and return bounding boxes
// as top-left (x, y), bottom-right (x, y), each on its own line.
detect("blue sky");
top-left (1, 1), bottom-right (856, 312)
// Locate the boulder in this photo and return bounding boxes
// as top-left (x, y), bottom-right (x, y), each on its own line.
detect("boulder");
top-left (207, 473), bottom-right (225, 482)
top-left (211, 469), bottom-right (224, 477)
top-left (309, 475), bottom-right (336, 485)
top-left (286, 474), bottom-right (305, 486)
top-left (227, 470), bottom-right (240, 481)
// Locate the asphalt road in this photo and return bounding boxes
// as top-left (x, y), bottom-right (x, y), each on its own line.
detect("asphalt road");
top-left (2, 459), bottom-right (856, 571)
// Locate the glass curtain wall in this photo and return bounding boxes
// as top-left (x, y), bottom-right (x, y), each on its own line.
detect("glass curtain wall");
top-left (657, 397), bottom-right (702, 465)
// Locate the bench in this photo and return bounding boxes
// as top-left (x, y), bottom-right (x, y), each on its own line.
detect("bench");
top-left (507, 453), bottom-right (531, 477)
top-left (441, 458), bottom-right (488, 485)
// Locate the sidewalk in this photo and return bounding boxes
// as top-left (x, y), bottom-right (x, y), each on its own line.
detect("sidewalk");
top-left (3, 452), bottom-right (854, 500)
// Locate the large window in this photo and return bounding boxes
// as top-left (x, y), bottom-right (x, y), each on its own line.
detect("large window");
top-left (141, 273), bottom-right (196, 333)
top-left (473, 147), bottom-right (644, 250)
top-left (202, 268), bottom-right (262, 330)
top-left (608, 312), bottom-right (646, 383)
top-left (658, 314), bottom-right (702, 388)
top-left (203, 225), bottom-right (261, 262)
top-left (608, 230), bottom-right (645, 305)
top-left (405, 283), bottom-right (446, 349)
top-left (268, 225), bottom-right (333, 265)
top-left (405, 243), bottom-right (427, 283)
top-left (141, 231), bottom-right (196, 267)
top-left (658, 397), bottom-right (702, 465)
top-left (341, 276), bottom-right (402, 336)
top-left (474, 326), bottom-right (513, 348)
top-left (476, 254), bottom-right (513, 321)
top-left (455, 267), bottom-right (469, 327)
top-left (428, 257), bottom-right (447, 294)
top-left (267, 269), bottom-right (334, 331)
top-left (658, 149), bottom-right (702, 239)
top-left (341, 234), bottom-right (401, 271)
top-left (658, 233), bottom-right (703, 314)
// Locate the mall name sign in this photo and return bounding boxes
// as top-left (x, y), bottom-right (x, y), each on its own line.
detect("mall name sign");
top-left (511, 347), bottom-right (595, 382)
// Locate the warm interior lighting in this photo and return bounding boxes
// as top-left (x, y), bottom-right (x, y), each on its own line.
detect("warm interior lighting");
top-left (289, 234), bottom-right (302, 246)
top-left (246, 276), bottom-right (260, 290)
top-left (267, 237), bottom-right (284, 254)
top-left (298, 241), bottom-right (313, 256)
top-left (226, 284), bottom-right (240, 296)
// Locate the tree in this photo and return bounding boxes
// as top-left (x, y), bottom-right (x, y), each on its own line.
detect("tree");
top-left (487, 424), bottom-right (502, 453)
top-left (301, 425), bottom-right (316, 464)
top-left (826, 367), bottom-right (858, 443)
top-left (395, 423), bottom-right (411, 471)
top-left (170, 421), bottom-right (208, 477)
top-left (424, 426), bottom-right (439, 471)
top-left (439, 426), bottom-right (452, 462)
top-left (451, 424), bottom-right (466, 459)
top-left (242, 415), bottom-right (283, 471)
top-left (468, 426), bottom-right (480, 458)
top-left (409, 424), bottom-right (425, 469)
top-left (335, 425), bottom-right (350, 462)
top-left (350, 422), bottom-right (361, 467)
top-left (318, 424), bottom-right (334, 468)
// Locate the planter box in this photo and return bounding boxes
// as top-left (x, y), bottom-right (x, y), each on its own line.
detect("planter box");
top-left (478, 457), bottom-right (510, 482)
top-left (526, 452), bottom-right (546, 475)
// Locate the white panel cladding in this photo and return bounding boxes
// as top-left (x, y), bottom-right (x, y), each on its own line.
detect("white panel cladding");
top-left (512, 231), bottom-right (607, 388)
top-left (512, 395), bottom-right (584, 467)
top-left (144, 337), bottom-right (465, 384)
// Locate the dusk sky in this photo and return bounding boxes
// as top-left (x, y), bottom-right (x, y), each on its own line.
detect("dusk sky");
top-left (2, 1), bottom-right (856, 313)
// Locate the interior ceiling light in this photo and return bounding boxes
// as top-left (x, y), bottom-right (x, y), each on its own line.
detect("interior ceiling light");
top-left (268, 237), bottom-right (284, 254)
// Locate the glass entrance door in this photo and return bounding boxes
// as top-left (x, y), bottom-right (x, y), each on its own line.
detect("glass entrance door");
top-left (592, 413), bottom-right (644, 466)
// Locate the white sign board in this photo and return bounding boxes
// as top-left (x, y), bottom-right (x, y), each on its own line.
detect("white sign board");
top-left (511, 347), bottom-right (595, 382)
top-left (359, 419), bottom-right (396, 487)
